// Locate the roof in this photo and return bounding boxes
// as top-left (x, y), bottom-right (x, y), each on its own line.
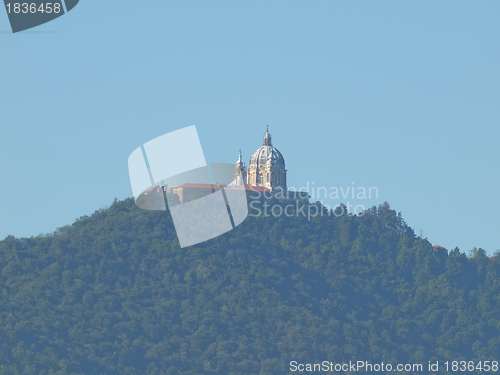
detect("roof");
top-left (173, 183), bottom-right (270, 192)
top-left (140, 183), bottom-right (271, 196)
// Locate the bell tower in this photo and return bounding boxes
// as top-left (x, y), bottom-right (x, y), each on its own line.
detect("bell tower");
top-left (233, 149), bottom-right (247, 186)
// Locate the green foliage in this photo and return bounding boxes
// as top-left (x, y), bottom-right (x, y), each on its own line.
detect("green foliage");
top-left (0, 200), bottom-right (498, 374)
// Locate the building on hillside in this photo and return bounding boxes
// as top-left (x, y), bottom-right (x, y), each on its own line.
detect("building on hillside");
top-left (138, 127), bottom-right (309, 205)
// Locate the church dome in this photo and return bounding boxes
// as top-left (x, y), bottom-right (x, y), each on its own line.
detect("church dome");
top-left (249, 128), bottom-right (285, 167)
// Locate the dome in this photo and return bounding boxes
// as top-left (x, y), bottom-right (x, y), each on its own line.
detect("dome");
top-left (249, 128), bottom-right (285, 167)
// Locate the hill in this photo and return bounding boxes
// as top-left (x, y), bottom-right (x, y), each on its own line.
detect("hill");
top-left (0, 199), bottom-right (499, 375)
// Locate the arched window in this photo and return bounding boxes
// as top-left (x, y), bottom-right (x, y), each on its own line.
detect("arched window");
top-left (259, 174), bottom-right (264, 184)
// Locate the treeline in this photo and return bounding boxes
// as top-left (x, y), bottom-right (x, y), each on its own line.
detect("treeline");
top-left (0, 199), bottom-right (499, 374)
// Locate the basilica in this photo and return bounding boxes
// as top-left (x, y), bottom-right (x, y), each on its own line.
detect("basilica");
top-left (143, 128), bottom-right (308, 206)
top-left (233, 127), bottom-right (307, 200)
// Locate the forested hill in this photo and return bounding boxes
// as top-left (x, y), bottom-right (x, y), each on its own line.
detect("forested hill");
top-left (0, 198), bottom-right (499, 375)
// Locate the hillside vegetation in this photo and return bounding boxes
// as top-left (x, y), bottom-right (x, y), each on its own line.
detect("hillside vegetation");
top-left (0, 199), bottom-right (499, 374)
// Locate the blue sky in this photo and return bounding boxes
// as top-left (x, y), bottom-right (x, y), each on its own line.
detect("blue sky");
top-left (1, 1), bottom-right (499, 254)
